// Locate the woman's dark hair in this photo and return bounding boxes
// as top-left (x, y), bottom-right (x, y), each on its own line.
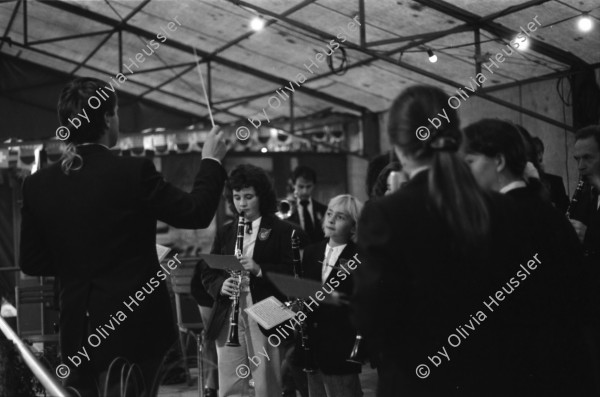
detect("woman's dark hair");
top-left (225, 164), bottom-right (277, 215)
top-left (387, 84), bottom-right (491, 250)
top-left (57, 77), bottom-right (117, 144)
top-left (514, 124), bottom-right (540, 171)
top-left (373, 161), bottom-right (401, 198)
top-left (464, 119), bottom-right (528, 178)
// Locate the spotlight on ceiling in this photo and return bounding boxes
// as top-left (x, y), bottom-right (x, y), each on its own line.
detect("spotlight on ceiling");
top-left (515, 34), bottom-right (529, 50)
top-left (250, 16), bottom-right (265, 31)
top-left (427, 49), bottom-right (438, 63)
top-left (261, 147), bottom-right (268, 153)
top-left (577, 15), bottom-right (593, 32)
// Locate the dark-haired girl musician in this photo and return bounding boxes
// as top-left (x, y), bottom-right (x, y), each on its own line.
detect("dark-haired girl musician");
top-left (200, 164), bottom-right (298, 397)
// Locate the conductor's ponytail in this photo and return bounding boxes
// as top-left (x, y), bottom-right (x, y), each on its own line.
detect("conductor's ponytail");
top-left (60, 142), bottom-right (83, 175)
top-left (387, 85), bottom-right (491, 251)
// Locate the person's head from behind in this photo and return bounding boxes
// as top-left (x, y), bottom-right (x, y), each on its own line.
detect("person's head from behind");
top-left (226, 164), bottom-right (277, 222)
top-left (373, 162), bottom-right (406, 198)
top-left (291, 166), bottom-right (316, 202)
top-left (387, 85), bottom-right (461, 170)
top-left (574, 125), bottom-right (600, 187)
top-left (463, 119), bottom-right (528, 192)
top-left (58, 77), bottom-right (119, 146)
top-left (322, 194), bottom-right (363, 244)
top-left (531, 137), bottom-right (544, 167)
top-left (387, 84), bottom-right (491, 251)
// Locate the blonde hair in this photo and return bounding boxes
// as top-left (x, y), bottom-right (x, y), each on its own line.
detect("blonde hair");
top-left (60, 142), bottom-right (83, 175)
top-left (323, 194), bottom-right (364, 242)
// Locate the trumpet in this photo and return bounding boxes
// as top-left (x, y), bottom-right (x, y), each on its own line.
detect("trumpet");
top-left (225, 212), bottom-right (246, 347)
top-left (276, 199), bottom-right (296, 220)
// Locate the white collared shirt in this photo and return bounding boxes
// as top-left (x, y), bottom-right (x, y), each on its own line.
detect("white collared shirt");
top-left (298, 197), bottom-right (315, 230)
top-left (322, 242), bottom-right (347, 283)
top-left (499, 180), bottom-right (527, 194)
top-left (243, 216), bottom-right (262, 259)
top-left (409, 166), bottom-right (430, 179)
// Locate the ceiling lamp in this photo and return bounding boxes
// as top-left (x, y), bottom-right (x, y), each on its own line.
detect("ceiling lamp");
top-left (250, 16), bottom-right (265, 31)
top-left (577, 15), bottom-right (594, 32)
top-left (427, 49), bottom-right (437, 63)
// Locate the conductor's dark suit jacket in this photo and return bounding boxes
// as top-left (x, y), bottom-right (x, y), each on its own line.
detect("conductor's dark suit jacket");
top-left (19, 145), bottom-right (226, 373)
top-left (200, 214), bottom-right (296, 340)
top-left (302, 240), bottom-right (361, 375)
top-left (353, 170), bottom-right (595, 397)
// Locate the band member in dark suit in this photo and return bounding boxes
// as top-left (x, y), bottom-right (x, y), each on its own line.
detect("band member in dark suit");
top-left (288, 166), bottom-right (327, 243)
top-left (571, 125), bottom-right (600, 262)
top-left (302, 194), bottom-right (364, 397)
top-left (191, 260), bottom-right (219, 397)
top-left (19, 77), bottom-right (228, 397)
top-left (531, 137), bottom-right (569, 212)
top-left (201, 164), bottom-right (297, 397)
top-left (463, 119), bottom-right (597, 394)
top-left (352, 85), bottom-right (561, 396)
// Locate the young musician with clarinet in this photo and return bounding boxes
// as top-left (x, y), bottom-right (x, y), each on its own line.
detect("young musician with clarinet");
top-left (300, 194), bottom-right (364, 397)
top-left (200, 164), bottom-right (298, 397)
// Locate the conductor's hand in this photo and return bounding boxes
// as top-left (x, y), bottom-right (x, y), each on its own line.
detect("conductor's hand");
top-left (569, 219), bottom-right (587, 243)
top-left (220, 277), bottom-right (239, 297)
top-left (239, 257), bottom-right (261, 276)
top-left (202, 126), bottom-right (227, 162)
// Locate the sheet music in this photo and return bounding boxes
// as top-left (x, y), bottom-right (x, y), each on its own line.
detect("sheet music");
top-left (245, 297), bottom-right (296, 330)
top-left (156, 244), bottom-right (172, 262)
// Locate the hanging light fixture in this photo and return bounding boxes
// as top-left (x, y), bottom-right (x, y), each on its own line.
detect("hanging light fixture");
top-left (250, 16), bottom-right (265, 31)
top-left (577, 15), bottom-right (594, 32)
top-left (427, 49), bottom-right (438, 63)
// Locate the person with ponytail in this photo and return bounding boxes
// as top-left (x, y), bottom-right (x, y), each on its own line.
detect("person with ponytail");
top-left (352, 85), bottom-right (537, 396)
top-left (19, 77), bottom-right (228, 397)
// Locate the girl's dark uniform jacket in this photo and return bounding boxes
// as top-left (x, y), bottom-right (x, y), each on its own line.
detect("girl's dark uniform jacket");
top-left (301, 240), bottom-right (361, 375)
top-left (200, 214), bottom-right (298, 340)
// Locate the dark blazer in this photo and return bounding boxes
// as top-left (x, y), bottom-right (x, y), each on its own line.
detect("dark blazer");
top-left (201, 214), bottom-right (296, 340)
top-left (302, 240), bottom-right (361, 375)
top-left (289, 199), bottom-right (327, 243)
top-left (540, 172), bottom-right (569, 213)
top-left (353, 170), bottom-right (595, 396)
top-left (19, 145), bottom-right (226, 374)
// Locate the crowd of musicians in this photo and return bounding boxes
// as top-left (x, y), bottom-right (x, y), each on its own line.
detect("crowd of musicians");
top-left (14, 78), bottom-right (600, 397)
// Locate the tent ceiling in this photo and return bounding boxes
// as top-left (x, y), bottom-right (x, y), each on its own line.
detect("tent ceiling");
top-left (1, 0), bottom-right (599, 131)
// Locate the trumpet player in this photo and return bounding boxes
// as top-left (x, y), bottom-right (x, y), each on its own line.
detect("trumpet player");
top-left (200, 164), bottom-right (298, 397)
top-left (299, 194), bottom-right (364, 397)
top-left (288, 166), bottom-right (327, 243)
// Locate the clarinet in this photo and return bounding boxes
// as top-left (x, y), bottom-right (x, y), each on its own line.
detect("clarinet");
top-left (225, 212), bottom-right (245, 347)
top-left (566, 178), bottom-right (589, 222)
top-left (290, 230), bottom-right (315, 373)
top-left (346, 333), bottom-right (363, 364)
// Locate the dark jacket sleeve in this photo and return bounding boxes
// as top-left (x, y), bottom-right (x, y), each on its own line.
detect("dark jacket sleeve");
top-left (140, 158), bottom-right (227, 228)
top-left (191, 259), bottom-right (214, 307)
top-left (201, 227), bottom-right (229, 301)
top-left (352, 201), bottom-right (391, 341)
top-left (19, 177), bottom-right (55, 276)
